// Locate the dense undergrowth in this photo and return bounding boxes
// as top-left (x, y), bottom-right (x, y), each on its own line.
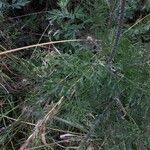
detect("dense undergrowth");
top-left (0, 0), bottom-right (150, 149)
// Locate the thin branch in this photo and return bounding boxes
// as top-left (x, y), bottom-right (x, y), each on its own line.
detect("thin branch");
top-left (123, 13), bottom-right (150, 35)
top-left (0, 39), bottom-right (85, 56)
top-left (2, 11), bottom-right (50, 22)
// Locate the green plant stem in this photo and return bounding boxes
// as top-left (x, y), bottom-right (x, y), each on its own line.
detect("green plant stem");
top-left (109, 0), bottom-right (126, 63)
top-left (77, 101), bottom-right (114, 150)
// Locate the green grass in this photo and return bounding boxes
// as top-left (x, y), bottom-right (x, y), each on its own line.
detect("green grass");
top-left (1, 42), bottom-right (149, 148)
top-left (0, 0), bottom-right (150, 149)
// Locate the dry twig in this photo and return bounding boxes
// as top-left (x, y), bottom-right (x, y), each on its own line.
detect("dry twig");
top-left (19, 96), bottom-right (64, 150)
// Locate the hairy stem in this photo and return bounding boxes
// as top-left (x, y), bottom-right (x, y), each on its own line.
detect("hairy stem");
top-left (109, 0), bottom-right (126, 63)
